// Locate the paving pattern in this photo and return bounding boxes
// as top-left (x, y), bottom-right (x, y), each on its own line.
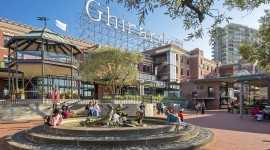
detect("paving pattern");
top-left (7, 125), bottom-right (213, 150)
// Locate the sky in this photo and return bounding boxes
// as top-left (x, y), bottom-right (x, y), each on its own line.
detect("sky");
top-left (0, 0), bottom-right (269, 59)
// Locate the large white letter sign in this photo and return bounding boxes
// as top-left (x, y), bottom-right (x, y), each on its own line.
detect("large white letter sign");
top-left (106, 7), bottom-right (118, 29)
top-left (86, 0), bottom-right (103, 22)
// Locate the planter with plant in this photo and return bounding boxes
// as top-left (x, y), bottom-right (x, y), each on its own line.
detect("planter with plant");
top-left (10, 90), bottom-right (16, 99)
top-left (61, 91), bottom-right (66, 99)
top-left (18, 88), bottom-right (25, 99)
top-left (73, 90), bottom-right (78, 99)
top-left (66, 89), bottom-right (71, 99)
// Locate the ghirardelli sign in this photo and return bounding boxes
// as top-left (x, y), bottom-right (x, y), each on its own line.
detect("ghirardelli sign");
top-left (85, 0), bottom-right (165, 44)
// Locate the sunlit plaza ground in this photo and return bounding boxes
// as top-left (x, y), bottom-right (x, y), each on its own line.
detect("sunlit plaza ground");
top-left (1, 109), bottom-right (269, 150)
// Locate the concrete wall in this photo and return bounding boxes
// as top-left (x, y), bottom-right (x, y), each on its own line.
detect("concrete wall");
top-left (0, 103), bottom-right (154, 121)
top-left (0, 103), bottom-right (52, 121)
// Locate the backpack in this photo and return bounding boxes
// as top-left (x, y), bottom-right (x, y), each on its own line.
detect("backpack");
top-left (44, 115), bottom-right (50, 124)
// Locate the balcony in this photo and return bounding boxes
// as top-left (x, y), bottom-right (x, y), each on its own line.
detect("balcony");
top-left (14, 51), bottom-right (79, 67)
top-left (139, 73), bottom-right (157, 81)
top-left (162, 76), bottom-right (168, 80)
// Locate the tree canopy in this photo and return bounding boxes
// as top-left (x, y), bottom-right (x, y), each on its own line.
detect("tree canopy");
top-left (238, 10), bottom-right (270, 71)
top-left (80, 46), bottom-right (144, 97)
top-left (106, 0), bottom-right (270, 41)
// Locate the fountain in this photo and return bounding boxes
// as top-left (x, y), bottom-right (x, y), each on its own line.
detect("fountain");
top-left (5, 105), bottom-right (214, 150)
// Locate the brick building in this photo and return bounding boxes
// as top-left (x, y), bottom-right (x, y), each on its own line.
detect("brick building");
top-left (3, 18), bottom-right (263, 109)
top-left (141, 44), bottom-right (219, 102)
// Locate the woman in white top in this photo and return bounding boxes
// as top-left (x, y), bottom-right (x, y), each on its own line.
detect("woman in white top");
top-left (93, 100), bottom-right (100, 117)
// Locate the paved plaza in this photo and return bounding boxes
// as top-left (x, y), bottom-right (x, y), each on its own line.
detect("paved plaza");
top-left (0, 110), bottom-right (269, 150)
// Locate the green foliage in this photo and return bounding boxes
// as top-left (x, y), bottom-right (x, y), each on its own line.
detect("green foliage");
top-left (238, 10), bottom-right (270, 72)
top-left (0, 62), bottom-right (5, 68)
top-left (18, 88), bottom-right (24, 94)
top-left (115, 95), bottom-right (124, 100)
top-left (60, 91), bottom-right (66, 96)
top-left (81, 46), bottom-right (144, 97)
top-left (66, 89), bottom-right (72, 95)
top-left (104, 0), bottom-right (269, 42)
top-left (102, 95), bottom-right (112, 100)
top-left (152, 94), bottom-right (164, 101)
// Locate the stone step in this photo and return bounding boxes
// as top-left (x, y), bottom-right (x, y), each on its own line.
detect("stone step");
top-left (5, 127), bottom-right (214, 150)
top-left (25, 125), bottom-right (197, 147)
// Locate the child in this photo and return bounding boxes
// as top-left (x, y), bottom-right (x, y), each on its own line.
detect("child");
top-left (177, 110), bottom-right (184, 122)
top-left (165, 109), bottom-right (188, 131)
top-left (135, 109), bottom-right (144, 124)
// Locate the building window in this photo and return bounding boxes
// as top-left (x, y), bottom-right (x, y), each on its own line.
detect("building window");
top-left (187, 69), bottom-right (190, 76)
top-left (176, 66), bottom-right (178, 74)
top-left (187, 58), bottom-right (189, 65)
top-left (201, 70), bottom-right (203, 76)
top-left (215, 68), bottom-right (217, 73)
top-left (181, 56), bottom-right (183, 63)
top-left (143, 64), bottom-right (147, 72)
top-left (176, 54), bottom-right (178, 61)
top-left (203, 64), bottom-right (205, 69)
top-left (211, 67), bottom-right (213, 71)
top-left (208, 87), bottom-right (214, 97)
top-left (146, 65), bottom-right (150, 73)
top-left (4, 35), bottom-right (12, 44)
top-left (181, 68), bottom-right (183, 75)
top-left (201, 59), bottom-right (203, 64)
top-left (207, 65), bottom-right (209, 71)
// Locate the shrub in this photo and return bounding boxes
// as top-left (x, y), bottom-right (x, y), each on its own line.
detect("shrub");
top-left (102, 95), bottom-right (112, 100)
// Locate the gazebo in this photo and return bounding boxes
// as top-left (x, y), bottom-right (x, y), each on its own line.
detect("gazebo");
top-left (4, 28), bottom-right (82, 101)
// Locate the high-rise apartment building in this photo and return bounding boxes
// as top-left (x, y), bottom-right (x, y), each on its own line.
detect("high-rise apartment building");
top-left (212, 24), bottom-right (258, 64)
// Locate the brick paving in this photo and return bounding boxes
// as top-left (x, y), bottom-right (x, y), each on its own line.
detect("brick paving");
top-left (0, 120), bottom-right (43, 150)
top-left (155, 109), bottom-right (270, 150)
top-left (1, 110), bottom-right (270, 150)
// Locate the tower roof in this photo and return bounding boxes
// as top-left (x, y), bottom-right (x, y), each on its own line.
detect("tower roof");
top-left (4, 28), bottom-right (82, 55)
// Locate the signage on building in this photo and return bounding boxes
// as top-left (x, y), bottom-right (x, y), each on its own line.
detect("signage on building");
top-left (86, 0), bottom-right (168, 45)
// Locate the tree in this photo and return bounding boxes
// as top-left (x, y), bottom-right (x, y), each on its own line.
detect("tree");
top-left (80, 46), bottom-right (144, 98)
top-left (106, 0), bottom-right (270, 41)
top-left (238, 10), bottom-right (270, 71)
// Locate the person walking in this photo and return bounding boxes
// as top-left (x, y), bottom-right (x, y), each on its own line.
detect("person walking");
top-left (201, 101), bottom-right (206, 114)
top-left (195, 102), bottom-right (201, 114)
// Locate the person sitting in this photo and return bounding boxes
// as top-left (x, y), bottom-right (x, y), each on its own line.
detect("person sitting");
top-left (168, 107), bottom-right (175, 114)
top-left (165, 109), bottom-right (188, 131)
top-left (252, 106), bottom-right (260, 117)
top-left (177, 110), bottom-right (184, 122)
top-left (61, 102), bottom-right (71, 119)
top-left (262, 107), bottom-right (270, 121)
top-left (135, 109), bottom-right (144, 124)
top-left (49, 109), bottom-right (63, 128)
